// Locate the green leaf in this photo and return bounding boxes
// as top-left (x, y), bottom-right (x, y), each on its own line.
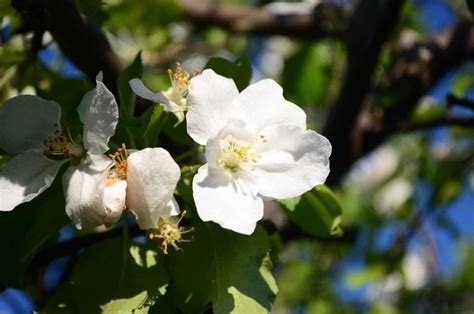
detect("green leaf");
top-left (46, 238), bottom-right (169, 313)
top-left (280, 185), bottom-right (343, 237)
top-left (0, 177), bottom-right (68, 287)
top-left (283, 43), bottom-right (332, 107)
top-left (118, 52), bottom-right (143, 118)
top-left (205, 57), bottom-right (252, 91)
top-left (165, 223), bottom-right (278, 313)
top-left (140, 104), bottom-right (166, 147)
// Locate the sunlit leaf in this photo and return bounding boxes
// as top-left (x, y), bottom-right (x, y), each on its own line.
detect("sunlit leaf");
top-left (46, 237), bottom-right (169, 312)
top-left (280, 185), bottom-right (343, 237)
top-left (205, 56), bottom-right (252, 91)
top-left (165, 222), bottom-right (278, 313)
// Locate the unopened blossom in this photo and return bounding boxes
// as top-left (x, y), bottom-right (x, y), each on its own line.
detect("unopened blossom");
top-left (0, 74), bottom-right (117, 217)
top-left (187, 69), bottom-right (331, 235)
top-left (84, 146), bottom-right (182, 230)
top-left (129, 63), bottom-right (190, 123)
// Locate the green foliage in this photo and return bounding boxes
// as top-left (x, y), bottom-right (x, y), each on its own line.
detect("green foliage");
top-left (283, 43), bottom-right (333, 107)
top-left (118, 52), bottom-right (143, 119)
top-left (280, 185), bottom-right (343, 237)
top-left (205, 57), bottom-right (252, 91)
top-left (0, 177), bottom-right (68, 287)
top-left (46, 237), bottom-right (169, 312)
top-left (164, 223), bottom-right (278, 313)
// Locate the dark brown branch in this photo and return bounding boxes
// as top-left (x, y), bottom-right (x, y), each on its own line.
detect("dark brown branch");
top-left (13, 0), bottom-right (124, 97)
top-left (354, 22), bottom-right (474, 163)
top-left (45, 0), bottom-right (124, 97)
top-left (322, 0), bottom-right (406, 185)
top-left (397, 116), bottom-right (474, 132)
top-left (447, 93), bottom-right (474, 110)
top-left (179, 0), bottom-right (346, 40)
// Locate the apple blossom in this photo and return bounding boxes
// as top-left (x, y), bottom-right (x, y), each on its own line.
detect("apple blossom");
top-left (0, 74), bottom-right (117, 215)
top-left (129, 62), bottom-right (190, 123)
top-left (187, 69), bottom-right (331, 235)
top-left (67, 142), bottom-right (182, 234)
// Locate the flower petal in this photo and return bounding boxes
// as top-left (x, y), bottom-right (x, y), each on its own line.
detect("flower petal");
top-left (129, 78), bottom-right (172, 107)
top-left (78, 73), bottom-right (119, 155)
top-left (0, 151), bottom-right (65, 211)
top-left (186, 69), bottom-right (239, 145)
top-left (252, 124), bottom-right (331, 199)
top-left (62, 154), bottom-right (112, 229)
top-left (192, 164), bottom-right (263, 235)
top-left (126, 148), bottom-right (180, 230)
top-left (0, 95), bottom-right (61, 154)
top-left (103, 180), bottom-right (127, 225)
top-left (233, 79), bottom-right (306, 133)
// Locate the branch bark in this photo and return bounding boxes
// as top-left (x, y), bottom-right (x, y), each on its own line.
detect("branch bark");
top-left (322, 0), bottom-right (406, 185)
top-left (179, 0), bottom-right (346, 41)
top-left (352, 22), bottom-right (474, 168)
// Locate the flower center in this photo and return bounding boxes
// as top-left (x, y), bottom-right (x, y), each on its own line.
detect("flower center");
top-left (217, 135), bottom-right (260, 174)
top-left (166, 62), bottom-right (190, 107)
top-left (43, 126), bottom-right (84, 159)
top-left (107, 144), bottom-right (128, 185)
top-left (149, 210), bottom-right (194, 254)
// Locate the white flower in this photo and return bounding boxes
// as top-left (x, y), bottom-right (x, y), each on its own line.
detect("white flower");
top-left (187, 69), bottom-right (331, 235)
top-left (67, 145), bottom-right (181, 230)
top-left (129, 63), bottom-right (190, 123)
top-left (0, 74), bottom-right (117, 215)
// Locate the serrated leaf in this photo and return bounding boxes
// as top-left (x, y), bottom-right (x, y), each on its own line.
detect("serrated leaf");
top-left (205, 56), bottom-right (251, 91)
top-left (46, 238), bottom-right (169, 312)
top-left (165, 223), bottom-right (278, 313)
top-left (118, 52), bottom-right (143, 118)
top-left (280, 185), bottom-right (343, 237)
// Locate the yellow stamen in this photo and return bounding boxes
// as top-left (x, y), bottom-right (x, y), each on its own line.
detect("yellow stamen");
top-left (149, 210), bottom-right (194, 254)
top-left (43, 124), bottom-right (84, 159)
top-left (107, 144), bottom-right (128, 184)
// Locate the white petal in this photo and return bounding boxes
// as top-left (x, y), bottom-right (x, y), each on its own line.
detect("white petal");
top-left (192, 164), bottom-right (263, 235)
top-left (103, 180), bottom-right (127, 225)
top-left (129, 78), bottom-right (171, 107)
top-left (0, 151), bottom-right (65, 211)
top-left (233, 79), bottom-right (306, 133)
top-left (78, 74), bottom-right (118, 155)
top-left (186, 69), bottom-right (239, 145)
top-left (163, 196), bottom-right (181, 217)
top-left (126, 148), bottom-right (180, 230)
top-left (253, 124), bottom-right (331, 199)
top-left (62, 154), bottom-right (112, 229)
top-left (0, 95), bottom-right (61, 154)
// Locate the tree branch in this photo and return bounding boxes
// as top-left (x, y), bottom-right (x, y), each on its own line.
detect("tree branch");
top-left (322, 0), bottom-right (406, 185)
top-left (13, 0), bottom-right (124, 97)
top-left (354, 22), bottom-right (474, 163)
top-left (179, 0), bottom-right (346, 41)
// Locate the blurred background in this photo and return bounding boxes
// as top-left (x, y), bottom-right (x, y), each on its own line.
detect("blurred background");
top-left (0, 0), bottom-right (473, 313)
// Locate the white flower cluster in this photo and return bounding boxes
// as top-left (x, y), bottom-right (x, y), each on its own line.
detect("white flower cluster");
top-left (0, 67), bottom-right (331, 237)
